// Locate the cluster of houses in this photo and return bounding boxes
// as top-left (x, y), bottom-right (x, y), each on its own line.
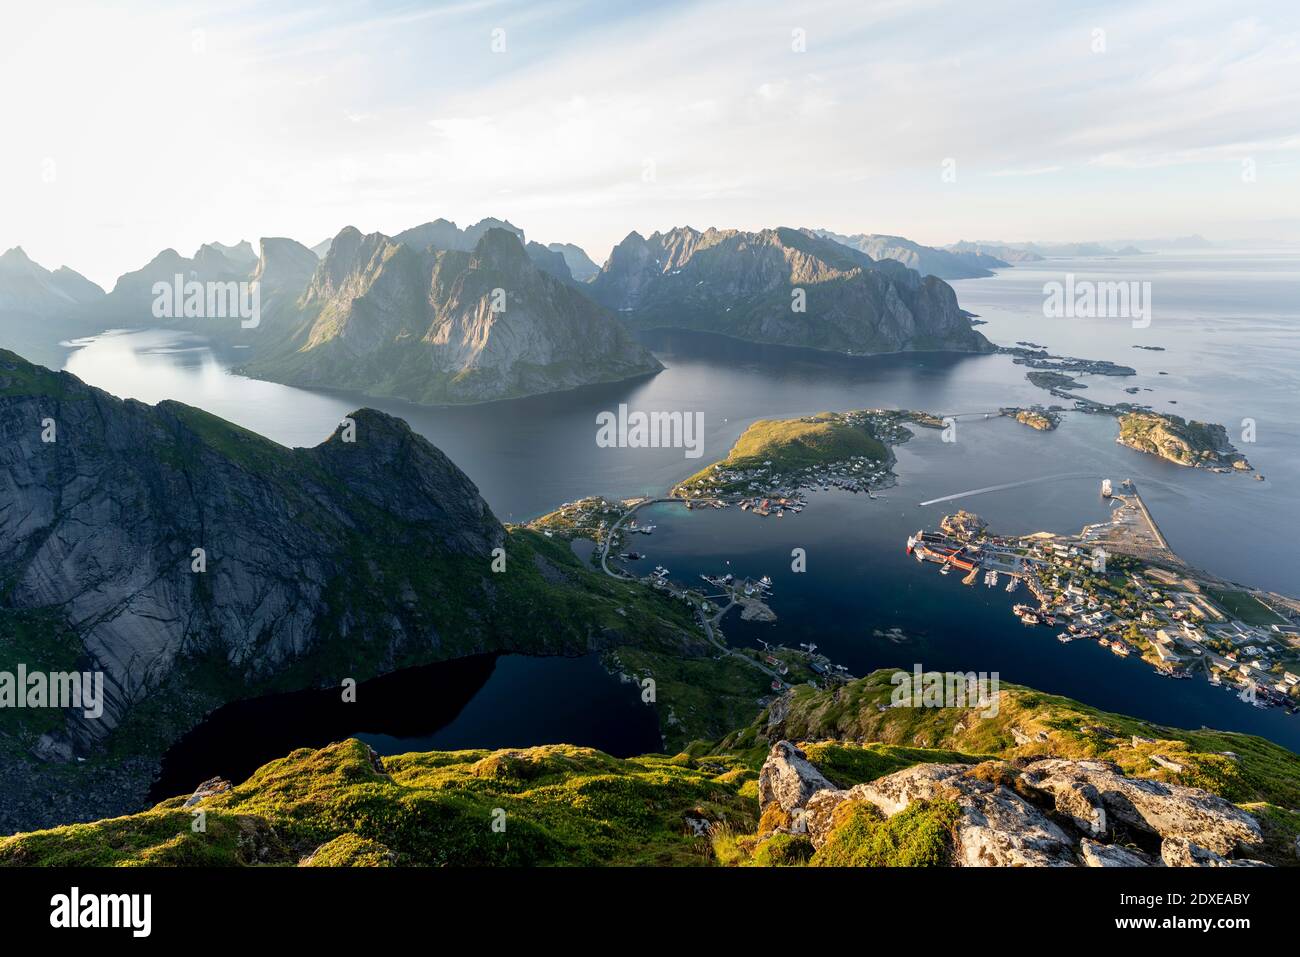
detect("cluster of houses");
top-left (978, 532), bottom-right (1300, 711)
top-left (675, 410), bottom-right (912, 505)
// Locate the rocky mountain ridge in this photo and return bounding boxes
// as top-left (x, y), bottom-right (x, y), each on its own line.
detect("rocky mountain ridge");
top-left (0, 247), bottom-right (105, 317)
top-left (0, 350), bottom-right (696, 832)
top-left (589, 225), bottom-right (993, 355)
top-left (237, 226), bottom-right (661, 404)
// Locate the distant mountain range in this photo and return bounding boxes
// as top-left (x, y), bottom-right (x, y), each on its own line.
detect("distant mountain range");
top-left (946, 239), bottom-right (1145, 259)
top-left (812, 230), bottom-right (1010, 279)
top-left (0, 247), bottom-right (104, 317)
top-left (1, 218), bottom-right (1013, 402)
top-left (547, 242), bottom-right (600, 281)
top-left (589, 226), bottom-right (992, 355)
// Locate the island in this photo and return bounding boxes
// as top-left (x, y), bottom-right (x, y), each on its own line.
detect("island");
top-left (1027, 370), bottom-right (1085, 390)
top-left (1002, 406), bottom-right (1061, 431)
top-left (670, 409), bottom-right (941, 502)
top-left (1117, 411), bottom-right (1252, 472)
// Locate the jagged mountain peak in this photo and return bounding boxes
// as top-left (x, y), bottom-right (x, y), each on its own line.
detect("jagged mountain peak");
top-left (0, 246), bottom-right (35, 267)
top-left (0, 248), bottom-right (105, 317)
top-left (471, 226), bottom-right (530, 270)
top-left (590, 223), bottom-right (991, 355)
top-left (238, 220), bottom-right (661, 404)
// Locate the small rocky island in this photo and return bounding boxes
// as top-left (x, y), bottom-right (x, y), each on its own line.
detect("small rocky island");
top-left (1117, 411), bottom-right (1252, 472)
top-left (1002, 406), bottom-right (1061, 431)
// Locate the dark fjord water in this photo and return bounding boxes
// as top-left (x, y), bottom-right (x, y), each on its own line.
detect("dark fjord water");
top-left (41, 249), bottom-right (1300, 783)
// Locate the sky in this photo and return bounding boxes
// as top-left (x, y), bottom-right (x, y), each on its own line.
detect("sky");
top-left (3, 0), bottom-right (1299, 287)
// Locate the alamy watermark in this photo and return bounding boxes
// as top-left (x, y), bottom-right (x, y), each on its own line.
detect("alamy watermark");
top-left (1043, 273), bottom-right (1151, 328)
top-left (890, 665), bottom-right (1000, 718)
top-left (0, 665), bottom-right (105, 719)
top-left (152, 273), bottom-right (261, 328)
top-left (596, 403), bottom-right (704, 459)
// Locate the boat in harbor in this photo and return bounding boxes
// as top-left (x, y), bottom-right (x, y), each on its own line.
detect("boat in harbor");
top-left (1005, 577), bottom-right (1020, 593)
top-left (1057, 632), bottom-right (1072, 643)
top-left (984, 570), bottom-right (999, 587)
top-left (1019, 612), bottom-right (1040, 625)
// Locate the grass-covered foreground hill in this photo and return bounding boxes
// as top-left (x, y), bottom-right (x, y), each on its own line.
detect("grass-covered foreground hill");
top-left (4, 670), bottom-right (1297, 867)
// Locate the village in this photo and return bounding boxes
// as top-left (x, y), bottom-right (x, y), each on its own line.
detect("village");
top-left (910, 488), bottom-right (1300, 716)
top-left (670, 408), bottom-right (936, 511)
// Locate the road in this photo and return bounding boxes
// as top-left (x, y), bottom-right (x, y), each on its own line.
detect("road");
top-left (597, 497), bottom-right (786, 686)
top-left (598, 496), bottom-right (721, 579)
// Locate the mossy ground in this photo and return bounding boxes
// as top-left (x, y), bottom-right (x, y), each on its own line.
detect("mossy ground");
top-left (809, 798), bottom-right (960, 867)
top-left (722, 669), bottom-right (1300, 808)
top-left (6, 670), bottom-right (1298, 868)
top-left (0, 740), bottom-right (758, 867)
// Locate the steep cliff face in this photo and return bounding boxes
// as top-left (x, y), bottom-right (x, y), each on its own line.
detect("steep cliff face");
top-left (239, 227), bottom-right (661, 404)
top-left (589, 226), bottom-right (993, 355)
top-left (0, 350), bottom-right (689, 775)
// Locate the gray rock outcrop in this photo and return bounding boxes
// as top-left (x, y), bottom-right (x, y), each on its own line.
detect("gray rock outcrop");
top-left (756, 741), bottom-right (1267, 867)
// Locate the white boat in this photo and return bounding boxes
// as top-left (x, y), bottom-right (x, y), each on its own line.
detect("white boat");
top-left (1057, 632), bottom-right (1072, 643)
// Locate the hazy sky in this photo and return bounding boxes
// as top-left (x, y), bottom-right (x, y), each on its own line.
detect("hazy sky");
top-left (4, 0), bottom-right (1299, 287)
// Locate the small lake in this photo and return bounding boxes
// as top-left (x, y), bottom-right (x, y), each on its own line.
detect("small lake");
top-left (149, 653), bottom-right (661, 801)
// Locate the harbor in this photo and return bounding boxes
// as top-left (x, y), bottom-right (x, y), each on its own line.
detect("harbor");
top-left (905, 481), bottom-right (1300, 718)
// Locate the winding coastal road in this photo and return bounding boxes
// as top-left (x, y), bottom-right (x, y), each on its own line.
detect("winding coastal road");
top-left (598, 497), bottom-right (786, 685)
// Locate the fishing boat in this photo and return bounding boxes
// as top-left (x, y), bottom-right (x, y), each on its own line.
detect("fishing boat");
top-left (1019, 612), bottom-right (1040, 625)
top-left (939, 564), bottom-right (952, 576)
top-left (1005, 577), bottom-right (1020, 593)
top-left (1057, 632), bottom-right (1073, 643)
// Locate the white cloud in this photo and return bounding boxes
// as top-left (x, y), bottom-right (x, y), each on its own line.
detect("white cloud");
top-left (3, 0), bottom-right (1298, 285)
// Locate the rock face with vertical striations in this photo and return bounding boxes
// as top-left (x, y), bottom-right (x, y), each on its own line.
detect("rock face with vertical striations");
top-left (588, 226), bottom-right (993, 355)
top-left (0, 349), bottom-right (687, 778)
top-left (237, 226), bottom-right (661, 404)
